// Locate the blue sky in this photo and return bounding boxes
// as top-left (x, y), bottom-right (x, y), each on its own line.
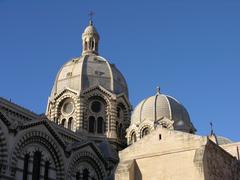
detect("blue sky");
top-left (0, 0), bottom-right (240, 141)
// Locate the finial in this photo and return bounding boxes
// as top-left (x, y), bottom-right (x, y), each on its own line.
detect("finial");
top-left (88, 11), bottom-right (95, 25)
top-left (156, 86), bottom-right (161, 94)
top-left (210, 122), bottom-right (214, 135)
top-left (208, 122), bottom-right (218, 145)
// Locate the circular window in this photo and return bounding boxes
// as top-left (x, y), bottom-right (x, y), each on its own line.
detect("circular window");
top-left (62, 101), bottom-right (74, 115)
top-left (91, 101), bottom-right (101, 113)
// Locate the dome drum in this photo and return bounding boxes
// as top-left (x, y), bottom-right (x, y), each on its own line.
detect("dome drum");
top-left (46, 20), bottom-right (131, 151)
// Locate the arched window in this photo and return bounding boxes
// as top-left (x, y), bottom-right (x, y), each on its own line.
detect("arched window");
top-left (84, 41), bottom-right (87, 50)
top-left (89, 116), bottom-right (95, 133)
top-left (76, 172), bottom-right (80, 180)
top-left (97, 117), bottom-right (104, 134)
top-left (119, 123), bottom-right (123, 138)
top-left (117, 107), bottom-right (121, 118)
top-left (95, 44), bottom-right (98, 52)
top-left (22, 154), bottom-right (30, 180)
top-left (89, 38), bottom-right (94, 50)
top-left (116, 121), bottom-right (119, 137)
top-left (83, 169), bottom-right (89, 180)
top-left (68, 117), bottom-right (73, 130)
top-left (88, 97), bottom-right (106, 134)
top-left (32, 151), bottom-right (41, 180)
top-left (91, 101), bottom-right (102, 113)
top-left (117, 104), bottom-right (126, 122)
top-left (91, 39), bottom-right (95, 50)
top-left (141, 127), bottom-right (150, 138)
top-left (93, 39), bottom-right (95, 50)
top-left (130, 132), bottom-right (137, 144)
top-left (61, 119), bottom-right (66, 127)
top-left (44, 161), bottom-right (49, 180)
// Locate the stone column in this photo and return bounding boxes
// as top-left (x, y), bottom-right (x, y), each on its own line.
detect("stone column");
top-left (107, 100), bottom-right (117, 139)
top-left (50, 103), bottom-right (56, 122)
top-left (52, 102), bottom-right (59, 124)
top-left (76, 96), bottom-right (85, 132)
top-left (74, 97), bottom-right (80, 131)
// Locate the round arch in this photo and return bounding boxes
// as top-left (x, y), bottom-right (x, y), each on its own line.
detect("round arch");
top-left (55, 95), bottom-right (77, 122)
top-left (10, 130), bottom-right (65, 179)
top-left (139, 124), bottom-right (152, 138)
top-left (68, 151), bottom-right (106, 180)
top-left (85, 94), bottom-right (108, 133)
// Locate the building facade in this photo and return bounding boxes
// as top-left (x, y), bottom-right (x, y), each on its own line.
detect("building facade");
top-left (0, 21), bottom-right (239, 180)
top-left (46, 20), bottom-right (131, 151)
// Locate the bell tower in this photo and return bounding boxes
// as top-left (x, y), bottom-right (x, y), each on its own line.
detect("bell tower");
top-left (82, 20), bottom-right (99, 55)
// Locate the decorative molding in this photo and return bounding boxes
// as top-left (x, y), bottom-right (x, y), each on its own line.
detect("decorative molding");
top-left (10, 130), bottom-right (65, 179)
top-left (19, 120), bottom-right (67, 150)
top-left (68, 151), bottom-right (106, 179)
top-left (0, 120), bottom-right (8, 175)
top-left (0, 111), bottom-right (12, 127)
top-left (82, 85), bottom-right (113, 99)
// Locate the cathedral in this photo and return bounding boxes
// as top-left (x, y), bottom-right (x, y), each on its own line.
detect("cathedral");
top-left (0, 20), bottom-right (239, 180)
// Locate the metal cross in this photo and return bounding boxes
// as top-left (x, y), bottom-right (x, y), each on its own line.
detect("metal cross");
top-left (88, 11), bottom-right (95, 21)
top-left (156, 86), bottom-right (161, 94)
top-left (210, 122), bottom-right (214, 135)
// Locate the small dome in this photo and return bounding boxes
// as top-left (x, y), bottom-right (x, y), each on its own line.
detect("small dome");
top-left (131, 90), bottom-right (196, 133)
top-left (51, 54), bottom-right (128, 97)
top-left (208, 134), bottom-right (233, 145)
top-left (217, 136), bottom-right (233, 145)
top-left (82, 21), bottom-right (99, 40)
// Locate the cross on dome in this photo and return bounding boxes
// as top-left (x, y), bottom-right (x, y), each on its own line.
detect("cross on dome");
top-left (210, 122), bottom-right (214, 135)
top-left (88, 11), bottom-right (95, 25)
top-left (156, 86), bottom-right (161, 94)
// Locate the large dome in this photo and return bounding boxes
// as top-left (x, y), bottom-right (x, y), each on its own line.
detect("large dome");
top-left (46, 21), bottom-right (132, 146)
top-left (51, 54), bottom-right (128, 97)
top-left (50, 21), bottom-right (128, 98)
top-left (131, 89), bottom-right (196, 133)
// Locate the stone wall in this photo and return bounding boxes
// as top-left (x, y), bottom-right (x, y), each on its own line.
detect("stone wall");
top-left (116, 128), bottom-right (207, 180)
top-left (116, 127), bottom-right (240, 180)
top-left (0, 99), bottom-right (116, 180)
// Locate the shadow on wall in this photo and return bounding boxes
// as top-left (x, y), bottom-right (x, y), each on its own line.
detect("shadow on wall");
top-left (132, 160), bottom-right (142, 180)
top-left (203, 140), bottom-right (240, 180)
top-left (115, 157), bottom-right (142, 179)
